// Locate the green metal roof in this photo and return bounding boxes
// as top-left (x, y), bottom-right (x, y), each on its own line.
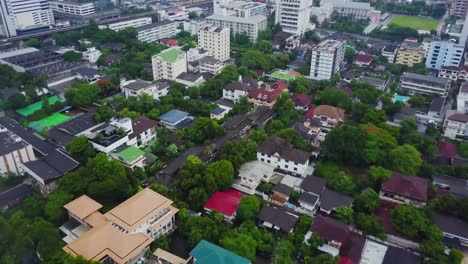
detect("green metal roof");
top-left (114, 146), bottom-right (145, 163)
top-left (159, 49), bottom-right (181, 62)
top-left (189, 240), bottom-right (250, 264)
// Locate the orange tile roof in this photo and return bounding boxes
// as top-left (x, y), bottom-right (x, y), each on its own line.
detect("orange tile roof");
top-left (64, 195), bottom-right (103, 220)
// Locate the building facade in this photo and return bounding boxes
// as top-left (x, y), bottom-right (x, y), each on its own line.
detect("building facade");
top-left (135, 20), bottom-right (179, 43)
top-left (400, 72), bottom-right (451, 97)
top-left (275, 0), bottom-right (312, 35)
top-left (50, 1), bottom-right (95, 16)
top-left (395, 46), bottom-right (425, 67)
top-left (98, 17), bottom-right (152, 31)
top-left (198, 26), bottom-right (230, 62)
top-left (450, 0), bottom-right (468, 17)
top-left (457, 82), bottom-right (468, 114)
top-left (205, 14), bottom-right (267, 43)
top-left (309, 39), bottom-right (346, 80)
top-left (444, 112), bottom-right (468, 140)
top-left (425, 41), bottom-right (464, 70)
top-left (0, 131), bottom-right (36, 176)
top-left (121, 79), bottom-right (169, 100)
top-left (0, 0), bottom-right (54, 37)
top-left (152, 48), bottom-right (187, 81)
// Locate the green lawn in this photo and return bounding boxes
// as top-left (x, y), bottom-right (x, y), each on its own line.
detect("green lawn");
top-left (270, 70), bottom-right (297, 81)
top-left (36, 113), bottom-right (70, 127)
top-left (389, 15), bottom-right (439, 31)
top-left (16, 96), bottom-right (64, 116)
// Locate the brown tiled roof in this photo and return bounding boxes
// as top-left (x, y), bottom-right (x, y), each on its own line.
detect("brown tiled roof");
top-left (314, 105), bottom-right (345, 121)
top-left (447, 113), bottom-right (468, 123)
top-left (309, 215), bottom-right (351, 243)
top-left (130, 117), bottom-right (157, 139)
top-left (257, 136), bottom-right (310, 163)
top-left (64, 195), bottom-right (103, 220)
top-left (381, 173), bottom-right (428, 201)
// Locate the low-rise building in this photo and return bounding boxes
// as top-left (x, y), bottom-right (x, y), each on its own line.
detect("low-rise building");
top-left (210, 107), bottom-right (228, 120)
top-left (183, 17), bottom-right (208, 36)
top-left (204, 189), bottom-right (243, 223)
top-left (359, 76), bottom-right (387, 91)
top-left (121, 79), bottom-right (170, 100)
top-left (443, 111), bottom-right (468, 140)
top-left (222, 78), bottom-right (257, 103)
top-left (305, 215), bottom-right (351, 257)
top-left (399, 72), bottom-right (451, 97)
top-left (158, 109), bottom-right (194, 130)
top-left (457, 82), bottom-right (468, 114)
top-left (319, 189), bottom-right (353, 214)
top-left (307, 105), bottom-right (345, 133)
top-left (292, 93), bottom-right (313, 111)
top-left (199, 56), bottom-right (226, 75)
top-left (61, 189), bottom-right (179, 263)
top-left (110, 145), bottom-right (146, 169)
top-left (174, 73), bottom-right (205, 87)
top-left (272, 32), bottom-right (299, 53)
top-left (129, 117), bottom-right (157, 148)
top-left (190, 240), bottom-right (251, 264)
top-left (379, 172), bottom-right (428, 208)
top-left (85, 118), bottom-right (133, 154)
top-left (438, 66), bottom-right (460, 81)
top-left (381, 45), bottom-right (397, 63)
top-left (232, 161), bottom-right (275, 195)
top-left (270, 183), bottom-right (293, 207)
top-left (98, 17), bottom-right (152, 31)
top-left (0, 130), bottom-right (36, 176)
top-left (257, 136), bottom-right (310, 176)
top-left (298, 192), bottom-right (320, 216)
top-left (135, 20), bottom-right (179, 43)
top-left (247, 81), bottom-right (288, 108)
top-left (257, 205), bottom-right (299, 233)
top-left (82, 47), bottom-right (102, 64)
top-left (205, 14), bottom-right (267, 43)
top-left (152, 48), bottom-right (187, 81)
top-left (395, 41), bottom-right (425, 67)
top-left (355, 54), bottom-right (374, 67)
top-left (459, 65), bottom-right (468, 81)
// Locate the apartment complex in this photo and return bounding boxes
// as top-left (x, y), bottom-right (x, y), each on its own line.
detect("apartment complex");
top-left (275, 0), bottom-right (312, 35)
top-left (425, 41), bottom-right (464, 70)
top-left (395, 41), bottom-right (425, 67)
top-left (198, 26), bottom-right (230, 62)
top-left (214, 0), bottom-right (266, 17)
top-left (400, 72), bottom-right (451, 97)
top-left (135, 20), bottom-right (179, 43)
top-left (205, 14), bottom-right (267, 42)
top-left (450, 0), bottom-right (468, 17)
top-left (98, 17), bottom-right (152, 31)
top-left (49, 1), bottom-right (95, 16)
top-left (152, 48), bottom-right (187, 80)
top-left (0, 0), bottom-right (54, 37)
top-left (309, 39), bottom-right (346, 80)
top-left (62, 189), bottom-right (179, 263)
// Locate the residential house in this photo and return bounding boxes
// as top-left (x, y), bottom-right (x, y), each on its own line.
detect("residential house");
top-left (129, 117), bottom-right (157, 148)
top-left (270, 183), bottom-right (293, 207)
top-left (223, 79), bottom-right (257, 103)
top-left (204, 189), bottom-right (243, 223)
top-left (399, 72), bottom-right (451, 97)
top-left (61, 189), bottom-right (178, 263)
top-left (459, 65), bottom-right (468, 81)
top-left (158, 109), bottom-right (194, 130)
top-left (381, 45), bottom-right (397, 63)
top-left (457, 82), bottom-right (468, 114)
top-left (305, 215), bottom-right (352, 257)
top-left (247, 81), bottom-right (288, 108)
top-left (189, 240), bottom-right (251, 264)
top-left (256, 136), bottom-right (310, 176)
top-left (257, 205), bottom-right (299, 233)
top-left (443, 111), bottom-right (468, 140)
top-left (359, 76), bottom-right (387, 91)
top-left (292, 93), bottom-right (313, 110)
top-left (300, 175), bottom-right (327, 196)
top-left (272, 31), bottom-right (299, 53)
top-left (298, 192), bottom-right (320, 216)
top-left (355, 54), bottom-right (374, 67)
top-left (152, 248), bottom-right (189, 264)
top-left (110, 146), bottom-right (146, 169)
top-left (438, 66), bottom-right (460, 81)
top-left (121, 79), bottom-right (170, 100)
top-left (82, 47), bottom-right (102, 64)
top-left (0, 130), bottom-right (36, 176)
top-left (232, 161), bottom-right (275, 195)
top-left (320, 189), bottom-right (353, 214)
top-left (174, 72), bottom-right (205, 87)
top-left (85, 118), bottom-right (134, 154)
top-left (425, 97), bottom-right (446, 124)
top-left (0, 183), bottom-right (32, 212)
top-left (308, 105), bottom-right (345, 132)
top-left (433, 214), bottom-right (468, 250)
top-left (199, 56), bottom-right (226, 75)
top-left (210, 107), bottom-right (227, 120)
top-left (379, 172), bottom-right (428, 208)
top-left (75, 67), bottom-right (101, 83)
top-left (294, 117), bottom-right (324, 147)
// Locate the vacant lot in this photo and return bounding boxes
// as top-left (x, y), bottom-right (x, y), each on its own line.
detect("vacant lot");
top-left (389, 15), bottom-right (439, 31)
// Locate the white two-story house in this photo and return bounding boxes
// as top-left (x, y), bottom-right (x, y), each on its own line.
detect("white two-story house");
top-left (121, 79), bottom-right (170, 100)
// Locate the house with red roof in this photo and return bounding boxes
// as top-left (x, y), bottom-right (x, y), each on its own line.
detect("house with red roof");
top-left (305, 215), bottom-right (352, 257)
top-left (247, 81), bottom-right (288, 108)
top-left (164, 39), bottom-right (178, 46)
top-left (437, 141), bottom-right (457, 165)
top-left (292, 93), bottom-right (313, 110)
top-left (379, 172), bottom-right (428, 208)
top-left (204, 189), bottom-right (243, 223)
top-left (354, 54), bottom-right (374, 67)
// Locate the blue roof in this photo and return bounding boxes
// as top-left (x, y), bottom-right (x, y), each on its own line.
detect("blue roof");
top-left (159, 109), bottom-right (189, 124)
top-left (189, 240), bottom-right (250, 264)
top-left (211, 107), bottom-right (226, 115)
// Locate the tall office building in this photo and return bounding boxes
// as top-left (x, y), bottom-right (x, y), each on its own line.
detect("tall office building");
top-left (309, 39), bottom-right (346, 80)
top-left (275, 0), bottom-right (312, 35)
top-left (198, 25), bottom-right (230, 62)
top-left (0, 0), bottom-right (54, 37)
top-left (425, 41), bottom-right (464, 70)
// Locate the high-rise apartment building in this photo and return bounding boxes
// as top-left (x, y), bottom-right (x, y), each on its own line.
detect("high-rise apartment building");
top-left (450, 0), bottom-right (468, 18)
top-left (0, 0), bottom-right (54, 37)
top-left (309, 39), bottom-right (346, 80)
top-left (152, 47), bottom-right (187, 81)
top-left (205, 14), bottom-right (267, 42)
top-left (425, 41), bottom-right (464, 70)
top-left (275, 0), bottom-right (312, 35)
top-left (198, 26), bottom-right (230, 62)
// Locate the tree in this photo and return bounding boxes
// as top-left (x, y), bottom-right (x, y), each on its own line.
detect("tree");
top-left (458, 141), bottom-right (468, 158)
top-left (355, 213), bottom-right (386, 240)
top-left (426, 123), bottom-right (440, 137)
top-left (205, 160), bottom-right (235, 191)
top-left (65, 83), bottom-right (100, 107)
top-left (45, 190), bottom-right (73, 224)
top-left (64, 51), bottom-right (81, 62)
top-left (93, 105), bottom-right (112, 123)
top-left (7, 93), bottom-right (28, 110)
top-left (220, 232), bottom-right (257, 260)
top-left (390, 205), bottom-right (431, 239)
top-left (274, 240), bottom-right (295, 264)
top-left (66, 136), bottom-right (96, 164)
top-left (389, 144), bottom-right (422, 175)
top-left (327, 172), bottom-right (357, 195)
top-left (236, 196), bottom-right (260, 224)
top-left (335, 206), bottom-right (354, 224)
top-left (220, 139), bottom-right (257, 169)
top-left (184, 117), bottom-right (225, 143)
top-left (316, 88), bottom-right (352, 111)
top-left (188, 11), bottom-right (198, 19)
top-left (354, 188), bottom-right (380, 213)
top-left (26, 38), bottom-right (42, 48)
top-left (400, 118), bottom-right (417, 135)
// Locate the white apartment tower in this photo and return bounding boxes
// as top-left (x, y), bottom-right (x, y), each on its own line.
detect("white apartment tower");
top-left (0, 0), bottom-right (54, 37)
top-left (198, 26), bottom-right (230, 62)
top-left (152, 47), bottom-right (187, 81)
top-left (275, 0), bottom-right (312, 35)
top-left (310, 39), bottom-right (346, 80)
